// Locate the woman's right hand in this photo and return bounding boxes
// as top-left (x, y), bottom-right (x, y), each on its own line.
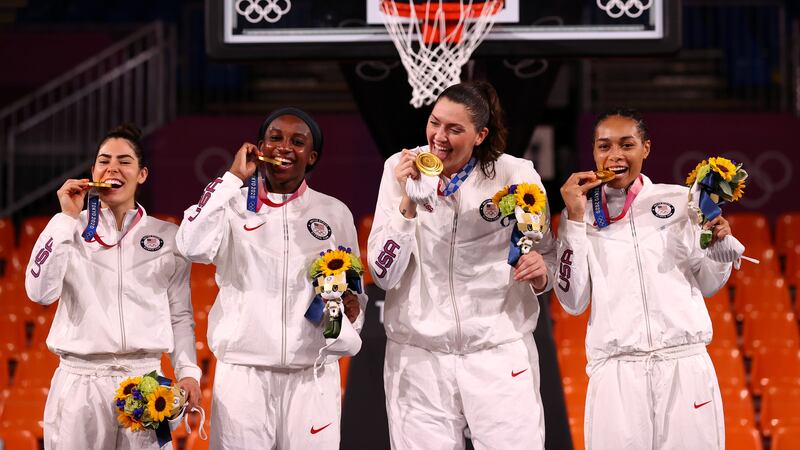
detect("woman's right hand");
top-left (394, 149), bottom-right (419, 218)
top-left (57, 179), bottom-right (89, 218)
top-left (229, 142), bottom-right (260, 181)
top-left (394, 149), bottom-right (420, 191)
top-left (560, 171), bottom-right (603, 221)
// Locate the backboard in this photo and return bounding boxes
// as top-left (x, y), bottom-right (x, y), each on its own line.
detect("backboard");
top-left (206, 0), bottom-right (681, 59)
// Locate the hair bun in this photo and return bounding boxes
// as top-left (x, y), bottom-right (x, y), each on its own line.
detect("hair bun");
top-left (108, 123), bottom-right (142, 141)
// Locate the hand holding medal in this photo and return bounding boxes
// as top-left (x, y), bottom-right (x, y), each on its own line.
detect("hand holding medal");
top-left (404, 146), bottom-right (443, 213)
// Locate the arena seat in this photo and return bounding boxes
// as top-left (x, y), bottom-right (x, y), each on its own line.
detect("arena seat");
top-left (725, 212), bottom-right (771, 249)
top-left (729, 246), bottom-right (780, 288)
top-left (18, 216), bottom-right (51, 260)
top-left (750, 348), bottom-right (800, 396)
top-left (553, 303), bottom-right (590, 349)
top-left (705, 286), bottom-right (731, 315)
top-left (741, 311), bottom-right (800, 357)
top-left (708, 347), bottom-right (746, 390)
top-left (725, 425), bottom-right (763, 450)
top-left (772, 426), bottom-right (800, 450)
top-left (185, 430), bottom-right (210, 450)
top-left (761, 386), bottom-right (800, 436)
top-left (721, 387), bottom-right (756, 429)
top-left (0, 428), bottom-right (38, 450)
top-left (708, 310), bottom-right (738, 351)
top-left (775, 212), bottom-right (800, 256)
top-left (13, 350), bottom-right (59, 387)
top-left (0, 387), bottom-right (49, 439)
top-left (734, 276), bottom-right (792, 321)
top-left (557, 345), bottom-right (589, 389)
top-left (569, 421), bottom-right (585, 450)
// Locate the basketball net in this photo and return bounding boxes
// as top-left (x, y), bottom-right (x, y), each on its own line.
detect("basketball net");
top-left (380, 0), bottom-right (503, 108)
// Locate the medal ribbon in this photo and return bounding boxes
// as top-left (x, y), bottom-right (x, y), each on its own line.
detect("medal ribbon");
top-left (591, 176), bottom-right (643, 229)
top-left (247, 172), bottom-right (307, 212)
top-left (82, 200), bottom-right (144, 248)
top-left (439, 157), bottom-right (477, 197)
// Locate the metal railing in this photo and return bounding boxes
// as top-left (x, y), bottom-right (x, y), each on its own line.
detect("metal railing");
top-left (0, 21), bottom-right (176, 217)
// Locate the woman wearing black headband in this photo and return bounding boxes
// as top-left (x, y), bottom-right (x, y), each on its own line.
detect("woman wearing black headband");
top-left (176, 107), bottom-right (366, 449)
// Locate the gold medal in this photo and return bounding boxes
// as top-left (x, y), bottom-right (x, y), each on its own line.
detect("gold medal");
top-left (87, 181), bottom-right (114, 189)
top-left (415, 152), bottom-right (443, 177)
top-left (594, 170), bottom-right (616, 183)
top-left (257, 155), bottom-right (290, 166)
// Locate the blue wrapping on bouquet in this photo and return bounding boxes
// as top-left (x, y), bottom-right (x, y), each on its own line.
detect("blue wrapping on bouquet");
top-left (507, 226), bottom-right (525, 267)
top-left (697, 172), bottom-right (725, 222)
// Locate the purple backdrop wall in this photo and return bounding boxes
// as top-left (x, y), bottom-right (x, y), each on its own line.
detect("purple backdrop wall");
top-left (144, 114), bottom-right (386, 222)
top-left (579, 112), bottom-right (796, 217)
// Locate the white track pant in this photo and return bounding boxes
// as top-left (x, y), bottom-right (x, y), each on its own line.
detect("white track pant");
top-left (44, 354), bottom-right (162, 450)
top-left (384, 334), bottom-right (545, 450)
top-left (584, 344), bottom-right (725, 450)
top-left (209, 361), bottom-right (341, 450)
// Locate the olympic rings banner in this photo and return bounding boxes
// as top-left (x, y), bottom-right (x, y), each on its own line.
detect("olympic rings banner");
top-left (578, 112), bottom-right (798, 218)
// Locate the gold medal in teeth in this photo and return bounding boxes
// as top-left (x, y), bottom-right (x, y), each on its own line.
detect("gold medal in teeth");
top-left (594, 170), bottom-right (616, 183)
top-left (87, 181), bottom-right (113, 188)
top-left (415, 152), bottom-right (443, 177)
top-left (257, 155), bottom-right (290, 166)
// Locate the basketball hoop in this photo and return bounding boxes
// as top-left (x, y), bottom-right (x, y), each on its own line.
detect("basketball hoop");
top-left (380, 0), bottom-right (504, 108)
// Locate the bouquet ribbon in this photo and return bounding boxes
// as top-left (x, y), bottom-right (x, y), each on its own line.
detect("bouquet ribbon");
top-left (154, 375), bottom-right (174, 448)
top-left (697, 173), bottom-right (723, 222)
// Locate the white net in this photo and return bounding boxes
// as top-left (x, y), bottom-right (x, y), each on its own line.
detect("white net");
top-left (380, 0), bottom-right (503, 108)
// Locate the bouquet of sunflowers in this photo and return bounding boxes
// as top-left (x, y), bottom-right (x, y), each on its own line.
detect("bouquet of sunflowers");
top-left (306, 246), bottom-right (364, 339)
top-left (491, 182), bottom-right (548, 266)
top-left (115, 372), bottom-right (185, 435)
top-left (685, 156), bottom-right (747, 249)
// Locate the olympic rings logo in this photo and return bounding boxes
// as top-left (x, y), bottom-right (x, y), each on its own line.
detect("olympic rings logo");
top-left (673, 151), bottom-right (792, 209)
top-left (235, 0), bottom-right (292, 24)
top-left (597, 0), bottom-right (653, 19)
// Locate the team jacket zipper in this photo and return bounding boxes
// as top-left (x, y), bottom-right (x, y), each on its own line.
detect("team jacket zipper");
top-left (117, 243), bottom-right (126, 351)
top-left (629, 211), bottom-right (653, 348)
top-left (449, 197), bottom-right (463, 351)
top-left (281, 197), bottom-right (289, 366)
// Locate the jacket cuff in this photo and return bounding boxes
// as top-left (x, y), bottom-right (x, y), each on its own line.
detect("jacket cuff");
top-left (176, 365), bottom-right (202, 384)
top-left (222, 171), bottom-right (246, 187)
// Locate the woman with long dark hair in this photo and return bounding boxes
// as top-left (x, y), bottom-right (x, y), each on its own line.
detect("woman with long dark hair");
top-left (368, 81), bottom-right (555, 449)
top-left (25, 124), bottom-right (201, 449)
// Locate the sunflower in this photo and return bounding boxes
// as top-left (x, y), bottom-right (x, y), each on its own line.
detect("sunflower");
top-left (492, 186), bottom-right (510, 206)
top-left (685, 160), bottom-right (707, 186)
top-left (514, 183), bottom-right (546, 214)
top-left (115, 376), bottom-right (141, 401)
top-left (708, 157), bottom-right (736, 182)
top-left (146, 386), bottom-right (175, 423)
top-left (117, 412), bottom-right (143, 431)
top-left (319, 249), bottom-right (352, 276)
top-left (731, 181), bottom-right (746, 202)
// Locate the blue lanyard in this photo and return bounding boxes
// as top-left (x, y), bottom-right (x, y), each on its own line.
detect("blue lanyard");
top-left (590, 186), bottom-right (610, 229)
top-left (441, 157), bottom-right (477, 197)
top-left (81, 195), bottom-right (101, 241)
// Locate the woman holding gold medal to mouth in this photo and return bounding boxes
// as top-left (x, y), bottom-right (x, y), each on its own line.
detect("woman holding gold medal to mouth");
top-left (368, 81), bottom-right (556, 449)
top-left (176, 107), bottom-right (366, 450)
top-left (24, 124), bottom-right (202, 449)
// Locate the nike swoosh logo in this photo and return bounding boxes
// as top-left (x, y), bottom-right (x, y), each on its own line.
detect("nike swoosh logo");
top-left (694, 400), bottom-right (711, 409)
top-left (310, 422), bottom-right (333, 434)
top-left (243, 223), bottom-right (265, 231)
top-left (511, 369), bottom-right (528, 378)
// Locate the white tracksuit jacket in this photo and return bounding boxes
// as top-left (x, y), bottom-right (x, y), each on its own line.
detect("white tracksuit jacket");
top-left (24, 207), bottom-right (201, 381)
top-left (367, 152), bottom-right (556, 354)
top-left (554, 175), bottom-right (732, 367)
top-left (175, 172), bottom-right (366, 369)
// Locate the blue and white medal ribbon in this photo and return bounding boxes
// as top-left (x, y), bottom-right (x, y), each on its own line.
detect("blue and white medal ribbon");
top-left (441, 157), bottom-right (477, 197)
top-left (246, 173), bottom-right (259, 212)
top-left (590, 186), bottom-right (610, 229)
top-left (81, 194), bottom-right (101, 241)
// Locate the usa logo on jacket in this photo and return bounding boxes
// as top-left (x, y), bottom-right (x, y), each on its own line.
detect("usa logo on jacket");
top-left (651, 202), bottom-right (675, 219)
top-left (140, 235), bottom-right (164, 251)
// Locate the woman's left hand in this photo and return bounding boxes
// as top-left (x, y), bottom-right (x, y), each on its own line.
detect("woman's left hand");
top-left (342, 291), bottom-right (360, 323)
top-left (514, 251), bottom-right (548, 290)
top-left (704, 215), bottom-right (731, 245)
top-left (177, 377), bottom-right (202, 411)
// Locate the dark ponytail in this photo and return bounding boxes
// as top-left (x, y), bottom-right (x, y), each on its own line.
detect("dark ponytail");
top-left (438, 81), bottom-right (507, 179)
top-left (97, 123), bottom-right (146, 168)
